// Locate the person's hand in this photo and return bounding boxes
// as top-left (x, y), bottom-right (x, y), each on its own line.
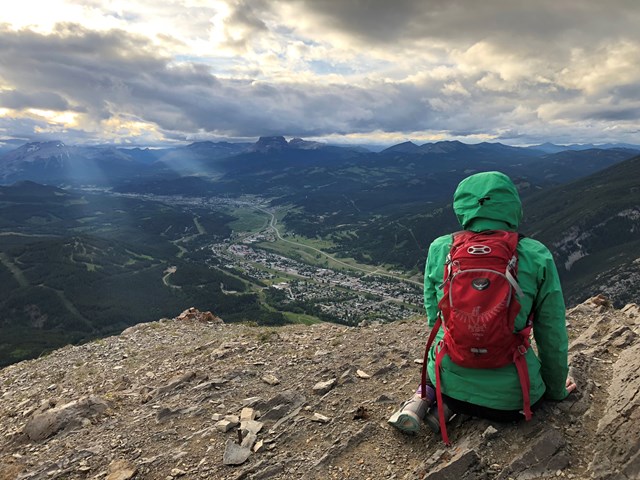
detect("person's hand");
top-left (566, 376), bottom-right (577, 394)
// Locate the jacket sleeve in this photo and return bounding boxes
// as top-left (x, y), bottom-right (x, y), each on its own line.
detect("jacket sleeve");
top-left (424, 236), bottom-right (449, 328)
top-left (532, 249), bottom-right (569, 400)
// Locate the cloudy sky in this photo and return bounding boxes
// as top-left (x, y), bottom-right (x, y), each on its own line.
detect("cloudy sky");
top-left (1, 0), bottom-right (640, 147)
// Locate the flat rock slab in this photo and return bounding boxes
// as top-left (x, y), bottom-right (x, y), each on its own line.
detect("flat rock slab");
top-left (311, 413), bottom-right (331, 423)
top-left (223, 440), bottom-right (252, 466)
top-left (589, 341), bottom-right (640, 479)
top-left (423, 449), bottom-right (480, 480)
top-left (241, 420), bottom-right (263, 435)
top-left (153, 371), bottom-right (196, 397)
top-left (312, 378), bottom-right (337, 395)
top-left (241, 432), bottom-right (258, 450)
top-left (497, 429), bottom-right (568, 480)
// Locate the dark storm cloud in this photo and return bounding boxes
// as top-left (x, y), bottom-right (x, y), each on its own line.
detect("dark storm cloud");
top-left (0, 90), bottom-right (73, 111)
top-left (585, 107), bottom-right (640, 122)
top-left (283, 0), bottom-right (640, 50)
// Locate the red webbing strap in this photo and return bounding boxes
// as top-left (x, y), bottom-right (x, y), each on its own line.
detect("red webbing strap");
top-left (514, 324), bottom-right (533, 421)
top-left (513, 348), bottom-right (532, 420)
top-left (421, 316), bottom-right (442, 399)
top-left (435, 342), bottom-right (451, 445)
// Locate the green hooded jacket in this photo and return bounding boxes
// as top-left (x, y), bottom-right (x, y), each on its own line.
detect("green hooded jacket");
top-left (424, 171), bottom-right (569, 410)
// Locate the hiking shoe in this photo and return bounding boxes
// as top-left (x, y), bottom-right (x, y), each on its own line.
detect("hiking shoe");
top-left (388, 394), bottom-right (431, 434)
top-left (424, 402), bottom-right (454, 433)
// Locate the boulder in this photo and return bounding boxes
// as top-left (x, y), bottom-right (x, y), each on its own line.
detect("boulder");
top-left (23, 396), bottom-right (109, 441)
top-left (176, 307), bottom-right (223, 323)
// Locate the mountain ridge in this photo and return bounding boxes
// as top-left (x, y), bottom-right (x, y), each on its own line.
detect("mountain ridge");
top-left (522, 153), bottom-right (640, 306)
top-left (2, 138), bottom-right (637, 189)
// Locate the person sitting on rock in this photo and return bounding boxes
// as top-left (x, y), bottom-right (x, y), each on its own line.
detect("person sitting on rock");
top-left (388, 171), bottom-right (577, 438)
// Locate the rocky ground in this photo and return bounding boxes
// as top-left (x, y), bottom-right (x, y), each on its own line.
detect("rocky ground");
top-left (0, 300), bottom-right (638, 480)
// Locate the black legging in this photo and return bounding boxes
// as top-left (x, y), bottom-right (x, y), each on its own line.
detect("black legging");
top-left (442, 392), bottom-right (544, 423)
top-left (424, 375), bottom-right (544, 423)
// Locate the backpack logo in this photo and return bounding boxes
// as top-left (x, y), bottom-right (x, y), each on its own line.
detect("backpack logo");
top-left (467, 245), bottom-right (491, 255)
top-left (471, 277), bottom-right (490, 290)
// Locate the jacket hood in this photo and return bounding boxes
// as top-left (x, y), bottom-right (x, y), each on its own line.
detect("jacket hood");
top-left (453, 171), bottom-right (522, 231)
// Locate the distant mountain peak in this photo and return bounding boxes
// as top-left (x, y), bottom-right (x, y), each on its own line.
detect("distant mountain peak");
top-left (24, 140), bottom-right (66, 151)
top-left (186, 141), bottom-right (217, 148)
top-left (251, 136), bottom-right (289, 152)
top-left (288, 138), bottom-right (324, 150)
top-left (419, 140), bottom-right (468, 154)
top-left (1, 141), bottom-right (70, 174)
top-left (381, 141), bottom-right (420, 154)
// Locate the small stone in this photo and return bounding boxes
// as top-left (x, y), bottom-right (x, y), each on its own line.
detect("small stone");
top-left (621, 303), bottom-right (639, 317)
top-left (222, 440), bottom-right (251, 466)
top-left (374, 394), bottom-right (395, 403)
top-left (211, 413), bottom-right (223, 421)
top-left (482, 426), bottom-right (499, 439)
top-left (242, 397), bottom-right (262, 407)
top-left (240, 420), bottom-right (263, 435)
top-left (356, 370), bottom-right (370, 379)
top-left (413, 359), bottom-right (423, 364)
top-left (240, 407), bottom-right (256, 421)
top-left (253, 440), bottom-right (264, 453)
top-left (340, 369), bottom-right (353, 380)
top-left (224, 415), bottom-right (240, 425)
top-left (311, 413), bottom-right (331, 424)
top-left (339, 369), bottom-right (354, 385)
top-left (106, 459), bottom-right (137, 480)
top-left (373, 363), bottom-right (397, 376)
top-left (313, 378), bottom-right (337, 395)
top-left (262, 374), bottom-right (280, 386)
top-left (241, 432), bottom-right (257, 449)
top-left (215, 420), bottom-right (234, 433)
top-left (170, 469), bottom-right (186, 477)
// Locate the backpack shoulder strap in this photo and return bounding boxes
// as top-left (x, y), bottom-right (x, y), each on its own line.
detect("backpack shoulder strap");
top-left (503, 231), bottom-right (524, 298)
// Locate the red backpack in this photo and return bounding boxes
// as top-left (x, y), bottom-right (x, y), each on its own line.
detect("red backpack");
top-left (420, 230), bottom-right (533, 444)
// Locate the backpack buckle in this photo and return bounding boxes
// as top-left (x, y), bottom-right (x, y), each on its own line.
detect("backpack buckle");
top-left (467, 245), bottom-right (492, 255)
